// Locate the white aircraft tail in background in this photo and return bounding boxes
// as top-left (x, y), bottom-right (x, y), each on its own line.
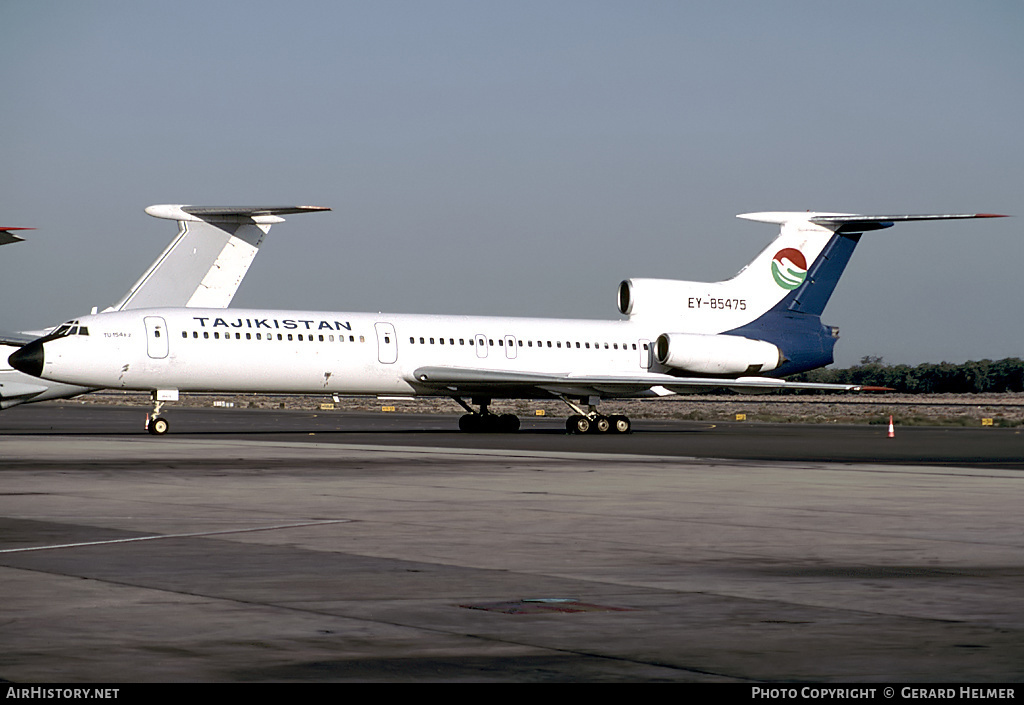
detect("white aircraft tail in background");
top-left (0, 205), bottom-right (329, 409)
top-left (110, 205), bottom-right (329, 311)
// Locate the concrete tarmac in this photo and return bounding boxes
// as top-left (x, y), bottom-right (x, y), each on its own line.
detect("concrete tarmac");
top-left (1, 405), bottom-right (1022, 682)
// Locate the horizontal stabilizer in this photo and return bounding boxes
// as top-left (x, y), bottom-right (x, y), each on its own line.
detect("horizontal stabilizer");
top-left (0, 227), bottom-right (33, 247)
top-left (145, 205), bottom-right (330, 224)
top-left (810, 213), bottom-right (1008, 233)
top-left (738, 211), bottom-right (1008, 233)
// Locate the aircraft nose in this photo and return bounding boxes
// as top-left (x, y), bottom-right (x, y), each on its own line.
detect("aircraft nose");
top-left (8, 340), bottom-right (45, 378)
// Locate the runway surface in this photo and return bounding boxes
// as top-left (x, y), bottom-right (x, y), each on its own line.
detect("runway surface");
top-left (3, 402), bottom-right (1023, 468)
top-left (1, 404), bottom-right (1022, 682)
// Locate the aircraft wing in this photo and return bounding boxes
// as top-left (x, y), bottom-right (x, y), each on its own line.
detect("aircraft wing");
top-left (409, 366), bottom-right (883, 398)
top-left (0, 330), bottom-right (38, 347)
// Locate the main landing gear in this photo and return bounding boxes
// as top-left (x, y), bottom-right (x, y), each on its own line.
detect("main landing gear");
top-left (453, 397), bottom-right (521, 433)
top-left (561, 396), bottom-right (631, 435)
top-left (564, 413), bottom-right (631, 435)
top-left (452, 396), bottom-right (632, 434)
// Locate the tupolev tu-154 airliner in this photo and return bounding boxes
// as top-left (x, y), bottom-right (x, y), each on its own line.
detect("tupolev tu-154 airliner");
top-left (8, 208), bottom-right (1005, 435)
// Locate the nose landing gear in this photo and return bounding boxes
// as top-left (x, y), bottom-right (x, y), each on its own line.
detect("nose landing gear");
top-left (147, 414), bottom-right (170, 435)
top-left (145, 390), bottom-right (178, 435)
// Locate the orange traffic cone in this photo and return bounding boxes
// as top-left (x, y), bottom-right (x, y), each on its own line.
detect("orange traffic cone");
top-left (887, 415), bottom-right (895, 438)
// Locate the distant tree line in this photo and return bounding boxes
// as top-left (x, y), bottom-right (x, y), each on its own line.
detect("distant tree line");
top-left (787, 356), bottom-right (1024, 394)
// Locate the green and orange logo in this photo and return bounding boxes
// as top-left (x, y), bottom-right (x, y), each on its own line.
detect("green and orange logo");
top-left (771, 248), bottom-right (807, 290)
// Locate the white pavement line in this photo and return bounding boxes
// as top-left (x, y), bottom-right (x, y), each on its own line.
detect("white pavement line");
top-left (0, 519), bottom-right (351, 554)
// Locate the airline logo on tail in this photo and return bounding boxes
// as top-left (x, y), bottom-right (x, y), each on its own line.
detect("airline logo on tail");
top-left (771, 248), bottom-right (807, 290)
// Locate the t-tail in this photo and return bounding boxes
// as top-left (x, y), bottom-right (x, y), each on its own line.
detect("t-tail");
top-left (108, 205), bottom-right (330, 311)
top-left (619, 212), bottom-right (1007, 377)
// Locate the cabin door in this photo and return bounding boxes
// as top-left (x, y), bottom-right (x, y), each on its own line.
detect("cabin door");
top-left (144, 316), bottom-right (169, 359)
top-left (374, 322), bottom-right (398, 364)
top-left (639, 338), bottom-right (652, 369)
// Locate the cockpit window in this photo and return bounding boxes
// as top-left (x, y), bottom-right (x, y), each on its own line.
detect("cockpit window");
top-left (48, 320), bottom-right (89, 339)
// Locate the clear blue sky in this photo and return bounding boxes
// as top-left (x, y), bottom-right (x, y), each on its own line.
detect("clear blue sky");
top-left (3, 1), bottom-right (1021, 367)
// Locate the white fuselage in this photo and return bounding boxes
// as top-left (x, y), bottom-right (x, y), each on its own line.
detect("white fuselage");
top-left (35, 307), bottom-right (665, 397)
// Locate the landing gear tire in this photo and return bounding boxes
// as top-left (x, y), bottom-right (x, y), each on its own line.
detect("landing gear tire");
top-left (593, 415), bottom-right (611, 434)
top-left (147, 416), bottom-right (169, 435)
top-left (567, 415), bottom-right (591, 434)
top-left (610, 415), bottom-right (632, 434)
top-left (459, 414), bottom-right (480, 432)
top-left (498, 414), bottom-right (520, 433)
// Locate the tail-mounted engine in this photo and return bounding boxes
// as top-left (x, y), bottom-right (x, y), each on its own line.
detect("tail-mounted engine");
top-left (654, 332), bottom-right (783, 376)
